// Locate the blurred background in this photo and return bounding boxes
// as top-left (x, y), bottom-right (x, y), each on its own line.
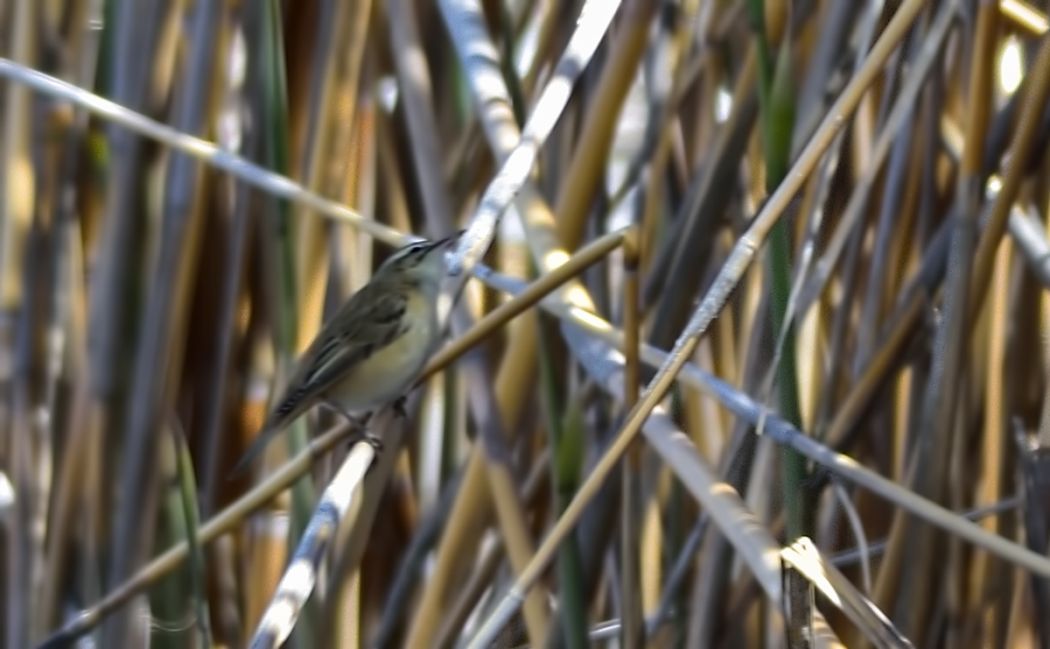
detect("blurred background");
top-left (2, 0), bottom-right (1050, 647)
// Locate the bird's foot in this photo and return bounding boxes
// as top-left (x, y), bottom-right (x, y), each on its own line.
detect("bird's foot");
top-left (362, 433), bottom-right (384, 454)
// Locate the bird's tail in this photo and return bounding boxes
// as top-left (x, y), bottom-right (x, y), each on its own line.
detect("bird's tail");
top-left (229, 382), bottom-right (308, 478)
top-left (228, 418), bottom-right (281, 479)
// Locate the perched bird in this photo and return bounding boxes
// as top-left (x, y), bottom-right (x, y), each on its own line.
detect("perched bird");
top-left (233, 233), bottom-right (459, 475)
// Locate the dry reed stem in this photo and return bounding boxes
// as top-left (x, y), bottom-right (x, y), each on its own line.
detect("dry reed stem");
top-left (6, 1), bottom-right (1050, 645)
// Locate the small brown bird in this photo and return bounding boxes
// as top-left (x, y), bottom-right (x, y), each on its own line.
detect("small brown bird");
top-left (233, 233), bottom-right (458, 474)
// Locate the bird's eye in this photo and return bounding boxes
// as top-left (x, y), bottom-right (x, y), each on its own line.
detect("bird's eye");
top-left (394, 242), bottom-right (432, 266)
top-left (400, 243), bottom-right (424, 257)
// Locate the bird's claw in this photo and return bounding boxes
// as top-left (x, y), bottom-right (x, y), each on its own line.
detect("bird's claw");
top-left (363, 433), bottom-right (384, 454)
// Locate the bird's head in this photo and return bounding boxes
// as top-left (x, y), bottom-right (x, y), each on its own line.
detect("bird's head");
top-left (378, 231), bottom-right (462, 291)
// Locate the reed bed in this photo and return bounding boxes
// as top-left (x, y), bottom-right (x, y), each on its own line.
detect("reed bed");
top-left (2, 1), bottom-right (1050, 648)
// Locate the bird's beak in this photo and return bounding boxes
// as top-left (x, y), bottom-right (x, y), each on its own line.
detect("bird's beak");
top-left (430, 230), bottom-right (460, 249)
top-left (442, 229), bottom-right (466, 274)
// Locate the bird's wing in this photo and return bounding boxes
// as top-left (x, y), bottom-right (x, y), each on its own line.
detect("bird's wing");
top-left (291, 287), bottom-right (413, 403)
top-left (230, 287), bottom-right (409, 476)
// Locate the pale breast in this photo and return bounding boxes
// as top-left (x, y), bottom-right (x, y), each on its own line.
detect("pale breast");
top-left (324, 294), bottom-right (436, 413)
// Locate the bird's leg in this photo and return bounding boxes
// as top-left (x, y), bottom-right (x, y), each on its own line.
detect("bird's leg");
top-left (320, 398), bottom-right (370, 429)
top-left (355, 411), bottom-right (374, 428)
top-left (319, 398), bottom-right (384, 453)
top-left (392, 396), bottom-right (408, 418)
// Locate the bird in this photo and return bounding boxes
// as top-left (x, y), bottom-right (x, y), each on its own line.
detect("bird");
top-left (232, 232), bottom-right (460, 475)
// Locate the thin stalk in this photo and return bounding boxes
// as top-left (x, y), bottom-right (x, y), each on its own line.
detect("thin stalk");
top-left (999, 0), bottom-right (1048, 35)
top-left (0, 58), bottom-right (401, 243)
top-left (386, 0), bottom-right (456, 234)
top-left (85, 0), bottom-right (165, 402)
top-left (35, 0), bottom-right (104, 633)
top-left (748, 0), bottom-right (808, 641)
top-left (900, 5), bottom-right (998, 637)
top-left (281, 9), bottom-right (345, 642)
top-left (104, 1), bottom-right (222, 645)
top-left (746, 0), bottom-right (806, 522)
top-left (2, 3), bottom-right (40, 644)
top-left (247, 441), bottom-right (378, 649)
top-left (171, 426), bottom-right (213, 647)
top-left (240, 1), bottom-right (298, 635)
top-left (553, 0), bottom-right (659, 249)
top-left (540, 345), bottom-right (586, 649)
top-left (199, 0), bottom-right (258, 516)
top-left (0, 0), bottom-right (35, 313)
top-left (968, 33), bottom-right (1050, 318)
top-left (620, 227), bottom-right (643, 648)
top-left (963, 4), bottom-right (1008, 636)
